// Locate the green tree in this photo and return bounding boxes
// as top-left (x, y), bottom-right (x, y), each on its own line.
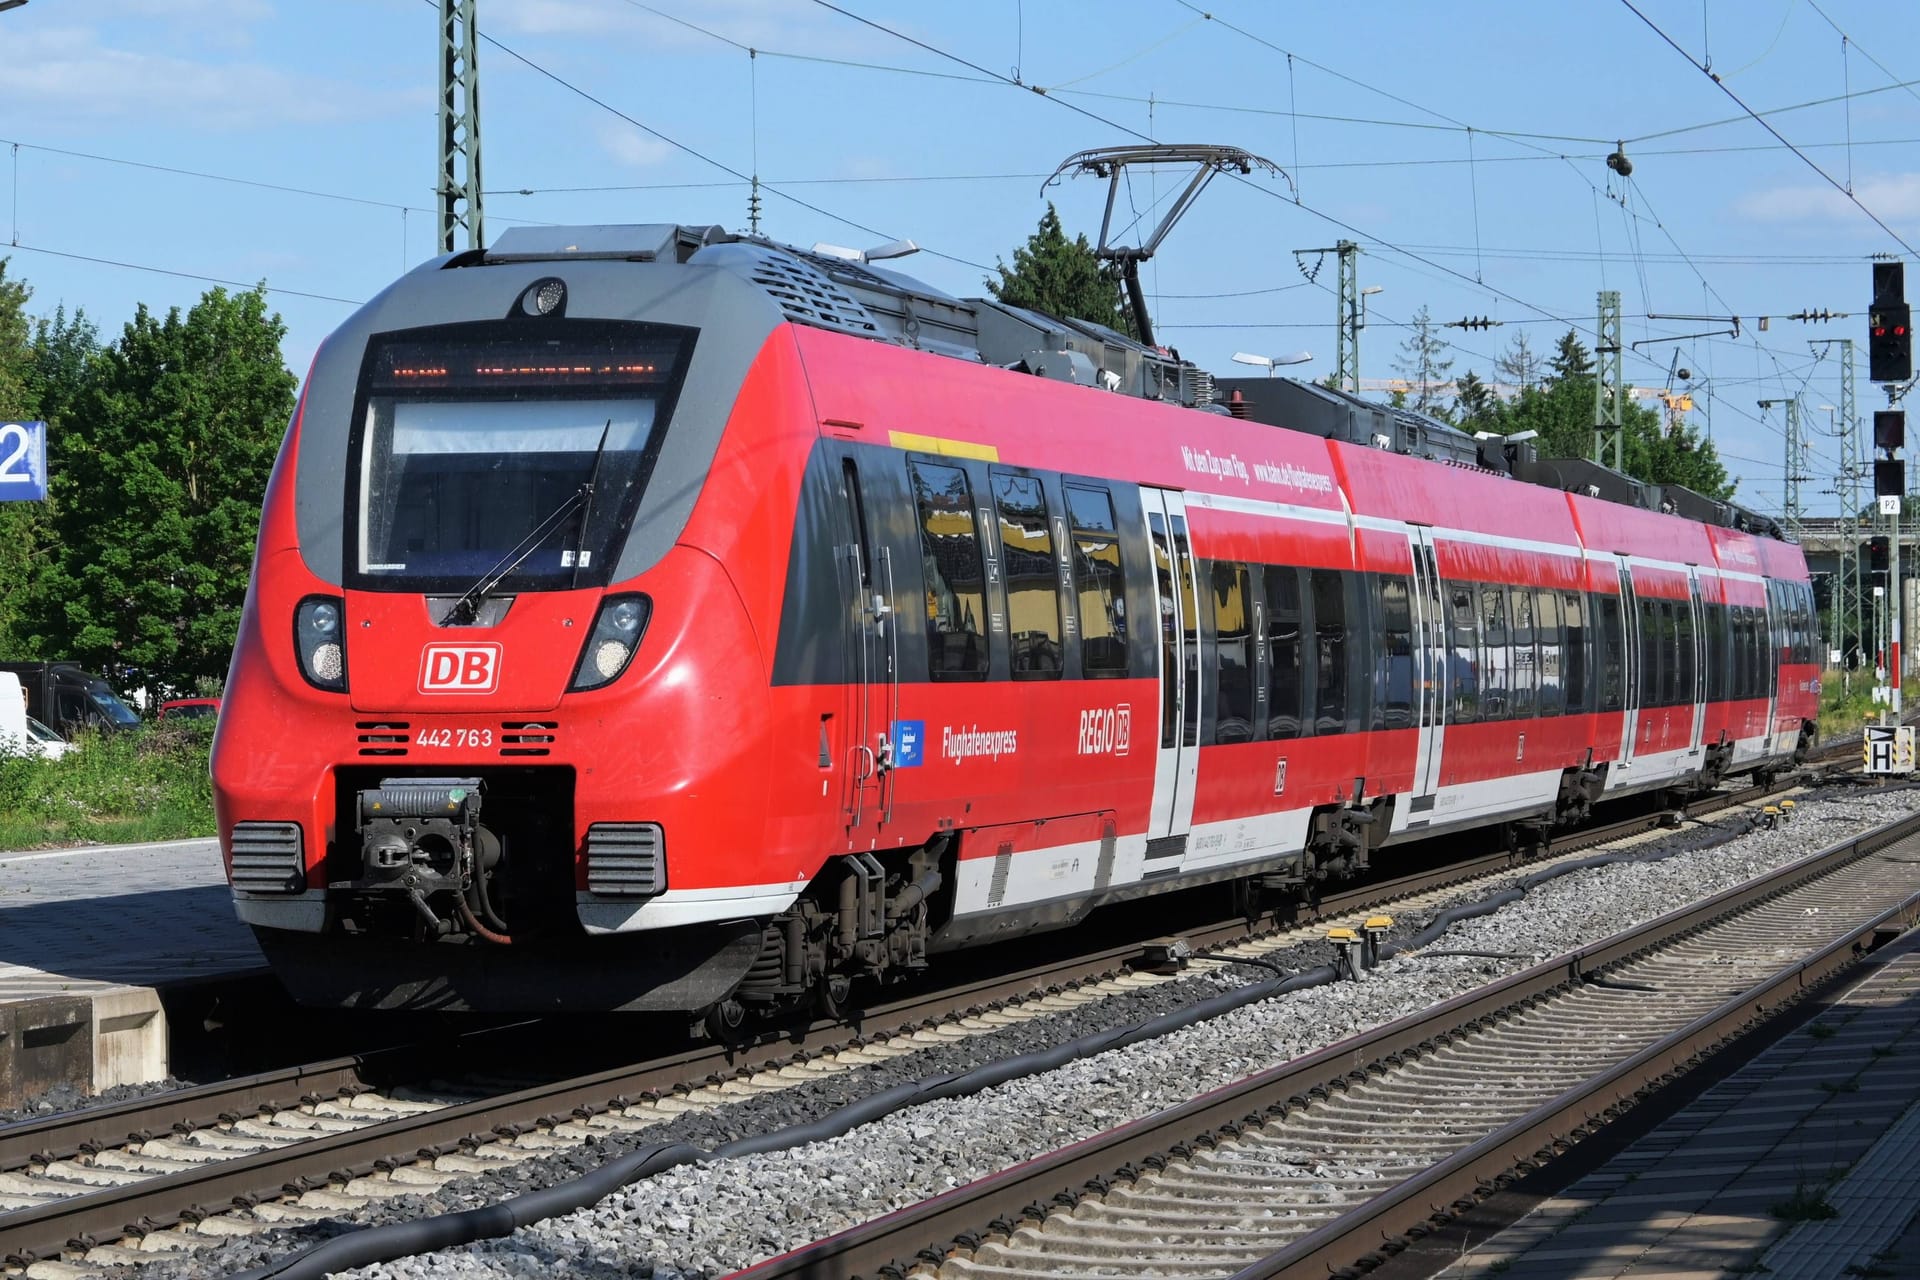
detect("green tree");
top-left (22, 286), bottom-right (296, 696)
top-left (0, 261), bottom-right (42, 657)
top-left (1393, 305), bottom-right (1454, 419)
top-left (1454, 369), bottom-right (1497, 427)
top-left (1548, 329), bottom-right (1593, 381)
top-left (1487, 327), bottom-right (1732, 499)
top-left (986, 204), bottom-right (1132, 335)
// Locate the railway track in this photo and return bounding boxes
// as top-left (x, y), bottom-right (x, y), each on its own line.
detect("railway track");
top-left (740, 804), bottom-right (1920, 1280)
top-left (0, 757), bottom-right (1871, 1275)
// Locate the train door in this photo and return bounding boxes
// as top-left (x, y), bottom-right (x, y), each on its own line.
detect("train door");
top-left (834, 453), bottom-right (902, 841)
top-left (1616, 558), bottom-right (1641, 771)
top-left (1763, 581), bottom-right (1783, 754)
top-left (1408, 528), bottom-right (1446, 796)
top-left (1686, 568), bottom-right (1707, 753)
top-left (1144, 489), bottom-right (1201, 859)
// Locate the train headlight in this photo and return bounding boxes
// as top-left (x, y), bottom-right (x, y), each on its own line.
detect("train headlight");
top-left (294, 595), bottom-right (348, 692)
top-left (570, 593), bottom-right (650, 691)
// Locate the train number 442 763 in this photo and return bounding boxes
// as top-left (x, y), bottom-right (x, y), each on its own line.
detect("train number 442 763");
top-left (414, 727), bottom-right (494, 748)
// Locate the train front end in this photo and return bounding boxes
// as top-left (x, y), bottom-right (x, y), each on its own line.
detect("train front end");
top-left (213, 226), bottom-right (810, 1012)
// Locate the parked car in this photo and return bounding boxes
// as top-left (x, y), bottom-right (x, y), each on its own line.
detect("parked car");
top-left (0, 662), bottom-right (141, 740)
top-left (158, 697), bottom-right (221, 722)
top-left (0, 672), bottom-right (74, 759)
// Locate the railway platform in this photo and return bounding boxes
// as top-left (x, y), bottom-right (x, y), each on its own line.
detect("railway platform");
top-left (0, 838), bottom-right (262, 1109)
top-left (1432, 928), bottom-right (1920, 1280)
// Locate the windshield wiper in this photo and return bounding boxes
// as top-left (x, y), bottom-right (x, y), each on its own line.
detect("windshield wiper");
top-left (439, 420), bottom-right (619, 626)
top-left (439, 486), bottom-right (591, 626)
top-left (571, 419), bottom-right (614, 591)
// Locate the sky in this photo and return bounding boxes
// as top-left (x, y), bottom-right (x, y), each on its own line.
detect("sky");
top-left (4, 0), bottom-right (1920, 517)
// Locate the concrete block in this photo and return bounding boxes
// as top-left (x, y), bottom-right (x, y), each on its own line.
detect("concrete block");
top-left (91, 986), bottom-right (167, 1092)
top-left (0, 996), bottom-right (92, 1108)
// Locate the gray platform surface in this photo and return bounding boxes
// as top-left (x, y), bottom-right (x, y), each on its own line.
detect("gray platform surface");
top-left (1438, 933), bottom-right (1920, 1280)
top-left (0, 838), bottom-right (263, 1002)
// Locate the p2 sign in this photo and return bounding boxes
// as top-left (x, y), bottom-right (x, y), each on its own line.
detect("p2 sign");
top-left (0, 422), bottom-right (47, 502)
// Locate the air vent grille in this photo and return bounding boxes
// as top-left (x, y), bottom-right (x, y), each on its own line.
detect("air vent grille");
top-left (746, 254), bottom-right (882, 338)
top-left (357, 721), bottom-right (410, 757)
top-left (229, 821), bottom-right (305, 894)
top-left (501, 721), bottom-right (557, 757)
top-left (585, 822), bottom-right (665, 898)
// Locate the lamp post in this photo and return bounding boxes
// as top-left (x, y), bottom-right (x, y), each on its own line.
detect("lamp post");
top-left (1231, 351), bottom-right (1314, 378)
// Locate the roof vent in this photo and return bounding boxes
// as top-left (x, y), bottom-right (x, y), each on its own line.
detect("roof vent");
top-left (691, 242), bottom-right (882, 340)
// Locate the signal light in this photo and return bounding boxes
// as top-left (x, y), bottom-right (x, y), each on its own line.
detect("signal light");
top-left (1870, 304), bottom-right (1913, 382)
top-left (1876, 410), bottom-right (1906, 452)
top-left (1870, 536), bottom-right (1891, 572)
top-left (1876, 458), bottom-right (1907, 498)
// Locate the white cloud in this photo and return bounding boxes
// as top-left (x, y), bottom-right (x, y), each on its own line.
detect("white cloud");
top-left (0, 25), bottom-right (426, 129)
top-left (598, 122), bottom-right (676, 169)
top-left (1736, 171), bottom-right (1920, 226)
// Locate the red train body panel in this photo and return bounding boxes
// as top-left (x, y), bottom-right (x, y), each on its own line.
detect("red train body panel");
top-left (214, 225), bottom-right (1818, 1013)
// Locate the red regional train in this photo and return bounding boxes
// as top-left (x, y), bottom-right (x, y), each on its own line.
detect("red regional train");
top-left (213, 223), bottom-right (1819, 1016)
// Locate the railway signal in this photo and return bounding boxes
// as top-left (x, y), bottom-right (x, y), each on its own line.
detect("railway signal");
top-left (1869, 263), bottom-right (1911, 384)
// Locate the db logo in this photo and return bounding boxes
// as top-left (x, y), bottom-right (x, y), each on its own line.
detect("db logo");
top-left (1075, 704), bottom-right (1131, 757)
top-left (419, 643), bottom-right (501, 694)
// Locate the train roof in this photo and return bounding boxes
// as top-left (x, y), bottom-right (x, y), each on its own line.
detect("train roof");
top-left (466, 223), bottom-right (1789, 547)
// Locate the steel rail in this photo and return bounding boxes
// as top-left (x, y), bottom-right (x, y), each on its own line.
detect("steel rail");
top-left (729, 807), bottom-right (1920, 1280)
top-left (0, 756), bottom-right (1857, 1265)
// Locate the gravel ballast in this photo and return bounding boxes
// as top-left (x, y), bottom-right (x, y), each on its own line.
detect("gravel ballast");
top-left (94, 785), bottom-right (1920, 1280)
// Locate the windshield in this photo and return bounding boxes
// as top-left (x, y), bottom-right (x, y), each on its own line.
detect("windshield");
top-left (27, 717), bottom-right (62, 743)
top-left (351, 321), bottom-right (693, 592)
top-left (87, 684), bottom-right (141, 726)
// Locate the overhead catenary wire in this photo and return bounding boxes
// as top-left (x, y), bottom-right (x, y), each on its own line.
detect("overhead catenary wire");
top-left (440, 0), bottom-right (994, 271)
top-left (1618, 0), bottom-right (1918, 259)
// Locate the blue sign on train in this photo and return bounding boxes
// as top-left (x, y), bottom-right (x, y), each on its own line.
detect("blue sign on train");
top-left (0, 421), bottom-right (47, 502)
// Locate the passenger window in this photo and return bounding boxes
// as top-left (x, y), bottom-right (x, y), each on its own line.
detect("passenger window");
top-left (909, 460), bottom-right (989, 680)
top-left (1598, 593), bottom-right (1625, 712)
top-left (1312, 569), bottom-right (1348, 735)
top-left (991, 473), bottom-right (1062, 678)
top-left (1064, 485), bottom-right (1128, 676)
top-left (1212, 562), bottom-right (1254, 744)
top-left (1480, 584), bottom-right (1509, 720)
top-left (1374, 576), bottom-right (1415, 730)
top-left (1150, 516), bottom-right (1178, 750)
top-left (1265, 567), bottom-right (1304, 739)
top-left (1637, 597), bottom-right (1660, 709)
top-left (1676, 599), bottom-right (1697, 704)
top-left (1508, 586), bottom-right (1536, 719)
top-left (1562, 590), bottom-right (1586, 714)
top-left (1659, 601), bottom-right (1681, 706)
top-left (1535, 588), bottom-right (1564, 717)
top-left (1448, 583), bottom-right (1479, 724)
top-left (1734, 608), bottom-right (1752, 700)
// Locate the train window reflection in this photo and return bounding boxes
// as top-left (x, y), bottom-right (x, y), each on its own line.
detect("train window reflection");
top-left (1212, 562), bottom-right (1254, 743)
top-left (1266, 567), bottom-right (1304, 739)
top-left (991, 473), bottom-right (1061, 678)
top-left (909, 461), bottom-right (989, 680)
top-left (1064, 485), bottom-right (1129, 676)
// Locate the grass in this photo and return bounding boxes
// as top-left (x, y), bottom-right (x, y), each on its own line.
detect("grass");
top-left (0, 719), bottom-right (215, 850)
top-left (1820, 673), bottom-right (1881, 738)
top-left (1809, 1022), bottom-right (1837, 1040)
top-left (1771, 1178), bottom-right (1841, 1222)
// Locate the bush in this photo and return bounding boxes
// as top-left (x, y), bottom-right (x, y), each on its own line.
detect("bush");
top-left (0, 719), bottom-right (215, 849)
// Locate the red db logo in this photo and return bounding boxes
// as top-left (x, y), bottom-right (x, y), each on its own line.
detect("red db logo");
top-left (419, 643), bottom-right (501, 693)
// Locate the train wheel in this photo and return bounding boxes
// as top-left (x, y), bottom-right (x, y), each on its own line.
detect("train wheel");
top-left (703, 997), bottom-right (748, 1042)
